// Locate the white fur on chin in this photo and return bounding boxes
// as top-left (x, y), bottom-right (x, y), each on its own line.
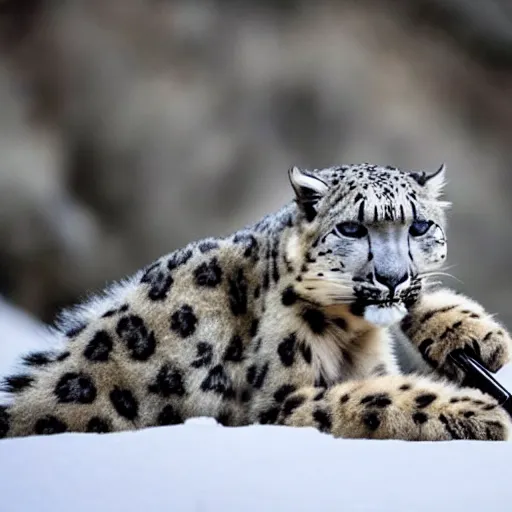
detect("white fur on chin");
top-left (364, 304), bottom-right (407, 327)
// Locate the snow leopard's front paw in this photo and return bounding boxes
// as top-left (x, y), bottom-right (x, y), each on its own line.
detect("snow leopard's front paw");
top-left (400, 289), bottom-right (512, 381)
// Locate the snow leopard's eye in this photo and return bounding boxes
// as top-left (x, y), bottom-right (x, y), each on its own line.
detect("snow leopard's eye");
top-left (335, 222), bottom-right (368, 239)
top-left (409, 220), bottom-right (432, 237)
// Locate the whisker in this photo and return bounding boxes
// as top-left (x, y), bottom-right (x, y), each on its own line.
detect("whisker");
top-left (419, 272), bottom-right (463, 285)
top-left (423, 280), bottom-right (443, 289)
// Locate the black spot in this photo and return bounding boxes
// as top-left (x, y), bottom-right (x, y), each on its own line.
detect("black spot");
top-left (2, 374), bottom-right (34, 393)
top-left (148, 274), bottom-right (174, 301)
top-left (254, 286), bottom-right (261, 299)
top-left (249, 319), bottom-right (259, 338)
top-left (102, 309), bottom-right (117, 318)
top-left (259, 407), bottom-right (280, 424)
top-left (246, 362), bottom-right (269, 389)
top-left (110, 387), bottom-right (139, 420)
top-left (400, 315), bottom-right (414, 333)
top-left (191, 342), bottom-right (213, 368)
top-left (440, 321), bottom-right (462, 340)
top-left (167, 249), bottom-right (193, 271)
top-left (313, 409), bottom-right (332, 433)
top-left (274, 384), bottom-right (297, 403)
top-left (399, 384), bottom-right (412, 391)
top-left (217, 412), bottom-right (232, 426)
top-left (349, 302), bottom-right (365, 317)
top-left (353, 192), bottom-right (364, 203)
top-left (277, 333), bottom-right (296, 367)
top-left (314, 390), bottom-right (326, 401)
top-left (450, 397), bottom-right (460, 403)
top-left (55, 372), bottom-right (97, 404)
top-left (282, 395), bottom-right (306, 418)
top-left (149, 364), bottom-right (186, 397)
top-left (418, 339), bottom-right (436, 367)
top-left (157, 405), bottom-right (183, 426)
top-left (413, 412), bottom-right (428, 425)
top-left (281, 286), bottom-right (298, 306)
top-left (0, 406), bottom-right (9, 438)
top-left (360, 393), bottom-right (392, 408)
top-left (198, 240), bottom-right (219, 253)
top-left (410, 201), bottom-right (418, 220)
top-left (439, 414), bottom-right (462, 439)
top-left (141, 262), bottom-right (174, 301)
top-left (193, 257), bottom-right (223, 287)
top-left (415, 394), bottom-right (437, 408)
top-left (300, 343), bottom-right (312, 364)
top-left (241, 390), bottom-right (251, 403)
top-left (400, 204), bottom-right (405, 223)
top-left (272, 245), bottom-right (280, 284)
top-left (228, 269), bottom-right (248, 316)
top-left (333, 318), bottom-right (347, 330)
top-left (84, 330), bottom-right (113, 362)
top-left (302, 308), bottom-right (326, 334)
top-left (363, 412), bottom-right (381, 431)
top-left (86, 417), bottom-right (112, 433)
top-left (357, 201), bottom-right (365, 222)
top-left (170, 305), bottom-right (198, 338)
top-left (22, 351), bottom-right (55, 366)
top-left (65, 323), bottom-right (86, 338)
top-left (233, 232), bottom-right (259, 259)
top-left (340, 394), bottom-right (350, 404)
top-left (464, 411), bottom-right (476, 418)
top-left (35, 416), bottom-right (68, 436)
top-left (224, 335), bottom-right (245, 363)
top-left (117, 315), bottom-right (156, 360)
top-left (56, 351), bottom-right (70, 362)
top-left (483, 404), bottom-right (496, 411)
top-left (315, 374), bottom-right (328, 388)
top-left (201, 365), bottom-right (234, 398)
top-left (262, 271), bottom-right (270, 291)
top-left (119, 304), bottom-right (129, 313)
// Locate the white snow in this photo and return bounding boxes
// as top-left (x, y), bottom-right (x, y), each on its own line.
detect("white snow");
top-left (1, 299), bottom-right (512, 511)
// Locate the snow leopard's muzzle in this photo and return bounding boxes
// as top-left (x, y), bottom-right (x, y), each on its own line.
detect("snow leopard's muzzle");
top-left (350, 275), bottom-right (423, 325)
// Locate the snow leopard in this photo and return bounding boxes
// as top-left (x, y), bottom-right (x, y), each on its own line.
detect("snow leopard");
top-left (1, 163), bottom-right (511, 441)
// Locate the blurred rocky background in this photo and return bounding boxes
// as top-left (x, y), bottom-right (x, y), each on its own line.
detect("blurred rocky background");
top-left (0, 0), bottom-right (511, 331)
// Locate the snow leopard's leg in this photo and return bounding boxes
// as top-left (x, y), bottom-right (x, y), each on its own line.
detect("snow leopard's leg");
top-left (400, 289), bottom-right (512, 382)
top-left (275, 375), bottom-right (510, 440)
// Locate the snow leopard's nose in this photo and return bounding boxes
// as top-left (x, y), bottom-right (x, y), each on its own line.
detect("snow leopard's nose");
top-left (374, 270), bottom-right (409, 294)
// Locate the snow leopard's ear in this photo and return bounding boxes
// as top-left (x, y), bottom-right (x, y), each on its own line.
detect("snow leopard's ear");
top-left (288, 166), bottom-right (329, 221)
top-left (410, 163), bottom-right (446, 199)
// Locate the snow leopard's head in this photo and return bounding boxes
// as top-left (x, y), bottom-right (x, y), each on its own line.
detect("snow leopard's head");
top-left (286, 163), bottom-right (449, 326)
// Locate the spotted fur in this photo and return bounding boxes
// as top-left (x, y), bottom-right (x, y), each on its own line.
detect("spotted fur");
top-left (1, 163), bottom-right (510, 441)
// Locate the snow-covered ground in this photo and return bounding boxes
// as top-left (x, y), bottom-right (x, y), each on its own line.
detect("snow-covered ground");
top-left (1, 299), bottom-right (512, 511)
